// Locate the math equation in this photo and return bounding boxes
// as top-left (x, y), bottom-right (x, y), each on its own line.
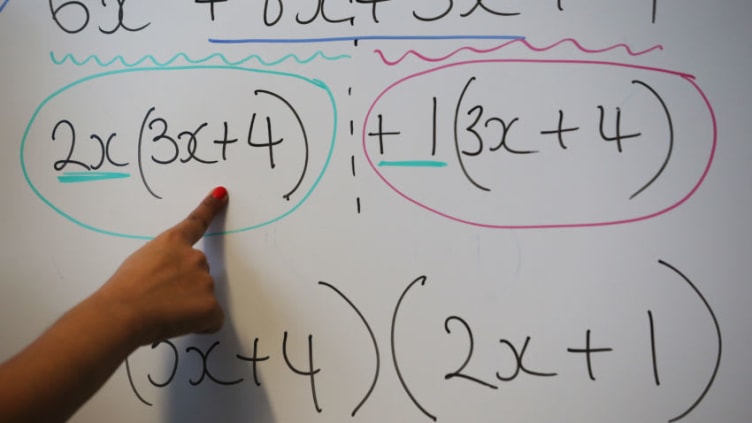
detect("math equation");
top-left (124, 260), bottom-right (720, 422)
top-left (6, 2), bottom-right (729, 422)
top-left (45, 0), bottom-right (665, 33)
top-left (21, 67), bottom-right (336, 238)
top-left (363, 60), bottom-right (715, 229)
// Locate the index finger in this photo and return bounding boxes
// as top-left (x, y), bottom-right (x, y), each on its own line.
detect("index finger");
top-left (172, 186), bottom-right (229, 244)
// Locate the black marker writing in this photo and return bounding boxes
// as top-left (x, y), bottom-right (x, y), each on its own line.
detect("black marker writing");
top-left (540, 109), bottom-right (578, 150)
top-left (496, 336), bottom-right (558, 381)
top-left (413, 0), bottom-right (452, 22)
top-left (52, 119), bottom-right (89, 171)
top-left (195, 0), bottom-right (227, 21)
top-left (660, 259), bottom-right (721, 423)
top-left (121, 263), bottom-right (719, 421)
top-left (213, 121), bottom-right (238, 162)
top-left (368, 114), bottom-right (401, 155)
top-left (567, 329), bottom-right (614, 381)
top-left (354, 0), bottom-right (391, 24)
top-left (319, 281), bottom-right (380, 416)
top-left (186, 341), bottom-right (244, 386)
top-left (51, 120), bottom-right (128, 171)
top-left (370, 72), bottom-right (680, 201)
top-left (460, 0), bottom-right (519, 17)
top-left (236, 338), bottom-right (270, 387)
top-left (454, 76), bottom-right (490, 192)
top-left (391, 275), bottom-right (436, 421)
top-left (597, 105), bottom-right (642, 153)
top-left (247, 114), bottom-right (282, 169)
top-left (137, 106), bottom-right (160, 199)
top-left (147, 340), bottom-right (178, 388)
top-left (444, 315), bottom-right (498, 389)
top-left (84, 90), bottom-right (312, 200)
top-left (282, 332), bottom-right (322, 413)
top-left (648, 310), bottom-right (660, 386)
top-left (263, 0), bottom-right (284, 26)
top-left (253, 89), bottom-right (310, 201)
top-left (96, 0), bottom-right (665, 30)
top-left (98, 0), bottom-right (150, 34)
top-left (629, 79), bottom-right (674, 200)
top-left (296, 0), bottom-right (354, 26)
top-left (49, 0), bottom-right (149, 34)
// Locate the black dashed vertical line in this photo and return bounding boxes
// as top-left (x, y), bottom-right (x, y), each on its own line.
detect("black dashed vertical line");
top-left (348, 86), bottom-right (361, 214)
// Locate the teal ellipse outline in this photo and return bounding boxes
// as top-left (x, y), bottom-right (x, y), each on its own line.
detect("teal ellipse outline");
top-left (20, 65), bottom-right (338, 240)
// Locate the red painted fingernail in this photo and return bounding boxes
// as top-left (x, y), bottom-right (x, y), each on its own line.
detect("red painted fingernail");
top-left (212, 186), bottom-right (228, 200)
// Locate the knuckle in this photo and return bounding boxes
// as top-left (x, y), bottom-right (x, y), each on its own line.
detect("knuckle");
top-left (163, 228), bottom-right (186, 245)
top-left (189, 249), bottom-right (209, 267)
top-left (192, 272), bottom-right (215, 296)
top-left (200, 298), bottom-right (224, 333)
top-left (202, 275), bottom-right (216, 292)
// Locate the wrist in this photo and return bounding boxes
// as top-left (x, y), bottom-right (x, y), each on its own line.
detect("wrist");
top-left (81, 290), bottom-right (146, 355)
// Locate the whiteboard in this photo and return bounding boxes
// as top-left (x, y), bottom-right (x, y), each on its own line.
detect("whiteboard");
top-left (1, 1), bottom-right (750, 422)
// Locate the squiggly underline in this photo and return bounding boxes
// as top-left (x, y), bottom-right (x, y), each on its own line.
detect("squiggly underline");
top-left (50, 51), bottom-right (351, 68)
top-left (375, 38), bottom-right (664, 66)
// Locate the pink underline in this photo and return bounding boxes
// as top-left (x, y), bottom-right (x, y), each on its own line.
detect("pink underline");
top-left (374, 38), bottom-right (664, 66)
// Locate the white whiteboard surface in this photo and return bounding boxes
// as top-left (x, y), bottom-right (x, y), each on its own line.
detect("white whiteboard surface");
top-left (1, 1), bottom-right (750, 422)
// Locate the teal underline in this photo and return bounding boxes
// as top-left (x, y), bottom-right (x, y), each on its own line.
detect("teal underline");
top-left (378, 160), bottom-right (448, 168)
top-left (58, 172), bottom-right (131, 183)
top-left (50, 51), bottom-right (351, 68)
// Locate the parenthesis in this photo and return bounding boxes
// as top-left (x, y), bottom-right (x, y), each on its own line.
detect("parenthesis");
top-left (137, 106), bottom-right (161, 199)
top-left (391, 275), bottom-right (437, 421)
top-left (125, 355), bottom-right (152, 406)
top-left (659, 259), bottom-right (722, 422)
top-left (318, 281), bottom-right (380, 417)
top-left (253, 89), bottom-right (309, 201)
top-left (629, 80), bottom-right (674, 200)
top-left (453, 76), bottom-right (490, 193)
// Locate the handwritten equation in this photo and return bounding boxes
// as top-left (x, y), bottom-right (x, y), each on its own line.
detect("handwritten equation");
top-left (21, 60), bottom-right (715, 237)
top-left (21, 66), bottom-right (336, 238)
top-left (2, 1), bottom-right (730, 422)
top-left (124, 260), bottom-right (721, 422)
top-left (46, 0), bottom-right (664, 34)
top-left (364, 60), bottom-right (715, 229)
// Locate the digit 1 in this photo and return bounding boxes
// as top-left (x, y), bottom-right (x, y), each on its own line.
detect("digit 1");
top-left (652, 0), bottom-right (657, 23)
top-left (431, 96), bottom-right (437, 156)
top-left (648, 310), bottom-right (660, 386)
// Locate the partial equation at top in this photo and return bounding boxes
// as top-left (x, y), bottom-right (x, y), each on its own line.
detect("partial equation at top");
top-left (43, 0), bottom-right (665, 39)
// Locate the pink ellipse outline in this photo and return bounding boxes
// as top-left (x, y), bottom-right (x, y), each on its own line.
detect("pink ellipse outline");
top-left (362, 59), bottom-right (717, 229)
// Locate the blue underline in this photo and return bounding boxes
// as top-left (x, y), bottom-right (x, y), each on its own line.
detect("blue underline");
top-left (379, 160), bottom-right (448, 168)
top-left (209, 34), bottom-right (525, 44)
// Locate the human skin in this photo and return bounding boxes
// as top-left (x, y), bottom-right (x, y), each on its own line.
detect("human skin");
top-left (0, 187), bottom-right (229, 423)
